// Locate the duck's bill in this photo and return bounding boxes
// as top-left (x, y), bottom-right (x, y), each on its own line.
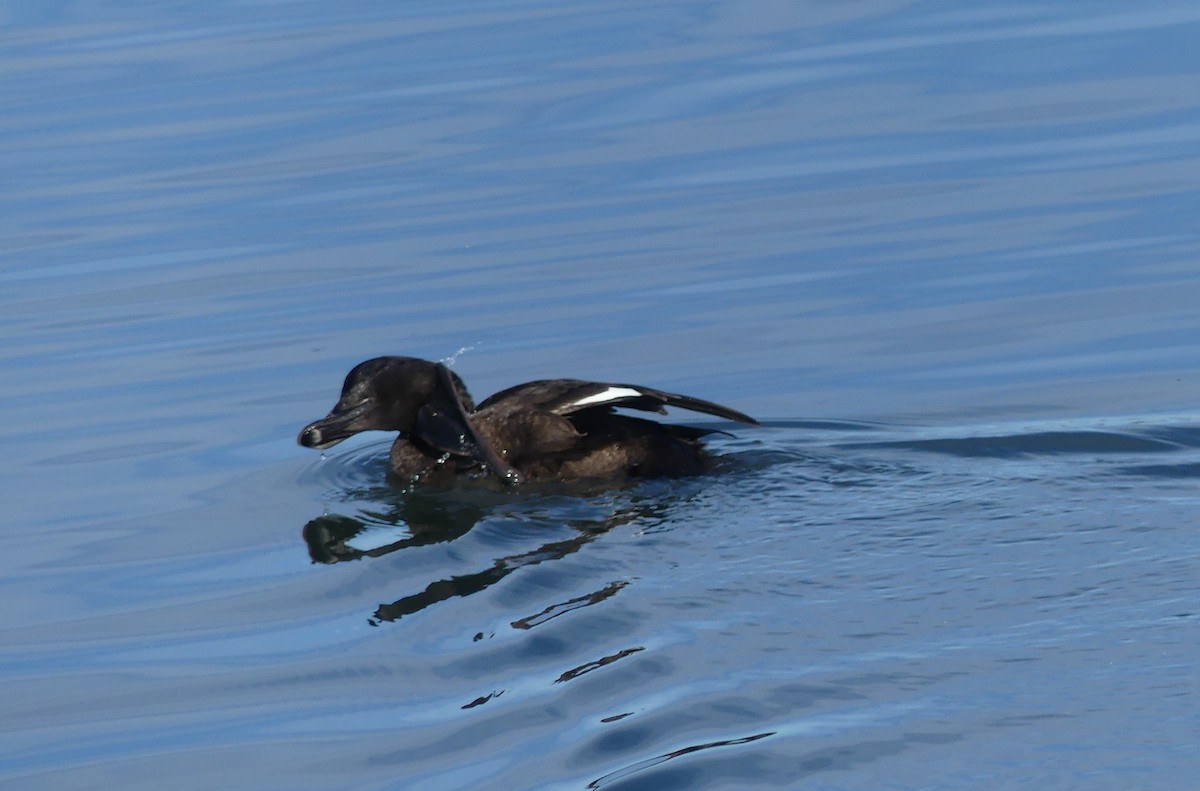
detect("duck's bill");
top-left (298, 403), bottom-right (369, 449)
top-left (299, 417), bottom-right (349, 449)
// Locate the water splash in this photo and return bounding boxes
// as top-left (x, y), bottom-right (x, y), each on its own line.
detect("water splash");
top-left (441, 344), bottom-right (480, 367)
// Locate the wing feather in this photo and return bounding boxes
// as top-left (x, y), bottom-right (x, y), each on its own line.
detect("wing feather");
top-left (478, 379), bottom-right (757, 425)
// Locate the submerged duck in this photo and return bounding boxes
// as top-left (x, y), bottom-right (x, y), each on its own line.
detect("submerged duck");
top-left (298, 356), bottom-right (758, 484)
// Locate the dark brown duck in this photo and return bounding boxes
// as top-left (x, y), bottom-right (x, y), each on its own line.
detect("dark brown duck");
top-left (298, 356), bottom-right (758, 485)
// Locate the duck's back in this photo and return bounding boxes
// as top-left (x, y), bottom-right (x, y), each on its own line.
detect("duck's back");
top-left (547, 411), bottom-right (715, 479)
top-left (473, 382), bottom-right (725, 480)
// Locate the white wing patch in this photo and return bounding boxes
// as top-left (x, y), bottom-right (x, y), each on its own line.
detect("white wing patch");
top-left (569, 386), bottom-right (644, 409)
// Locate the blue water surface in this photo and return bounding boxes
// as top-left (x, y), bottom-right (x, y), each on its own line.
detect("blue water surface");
top-left (2, 1), bottom-right (1198, 789)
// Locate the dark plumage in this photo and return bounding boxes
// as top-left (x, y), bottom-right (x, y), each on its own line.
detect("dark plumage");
top-left (298, 356), bottom-right (757, 485)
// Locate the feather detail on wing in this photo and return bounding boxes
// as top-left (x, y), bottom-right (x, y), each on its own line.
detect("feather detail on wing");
top-left (477, 379), bottom-right (758, 425)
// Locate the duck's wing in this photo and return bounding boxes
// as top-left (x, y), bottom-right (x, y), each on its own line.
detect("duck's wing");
top-left (477, 379), bottom-right (758, 425)
top-left (411, 364), bottom-right (523, 485)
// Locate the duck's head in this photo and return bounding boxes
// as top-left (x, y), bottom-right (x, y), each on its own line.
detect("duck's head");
top-left (297, 356), bottom-right (519, 484)
top-left (298, 356), bottom-right (474, 450)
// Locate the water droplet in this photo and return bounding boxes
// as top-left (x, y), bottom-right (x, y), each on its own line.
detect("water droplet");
top-left (440, 344), bottom-right (480, 366)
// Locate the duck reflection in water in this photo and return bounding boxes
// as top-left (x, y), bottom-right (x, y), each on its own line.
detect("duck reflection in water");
top-left (302, 481), bottom-right (690, 625)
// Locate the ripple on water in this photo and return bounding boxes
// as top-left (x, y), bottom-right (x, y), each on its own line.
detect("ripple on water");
top-left (295, 437), bottom-right (395, 499)
top-left (278, 416), bottom-right (1200, 790)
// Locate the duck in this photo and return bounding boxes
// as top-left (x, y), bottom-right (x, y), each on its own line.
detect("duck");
top-left (298, 356), bottom-right (758, 485)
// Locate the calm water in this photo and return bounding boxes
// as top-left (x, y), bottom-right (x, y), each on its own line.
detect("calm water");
top-left (3, 1), bottom-right (1199, 789)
